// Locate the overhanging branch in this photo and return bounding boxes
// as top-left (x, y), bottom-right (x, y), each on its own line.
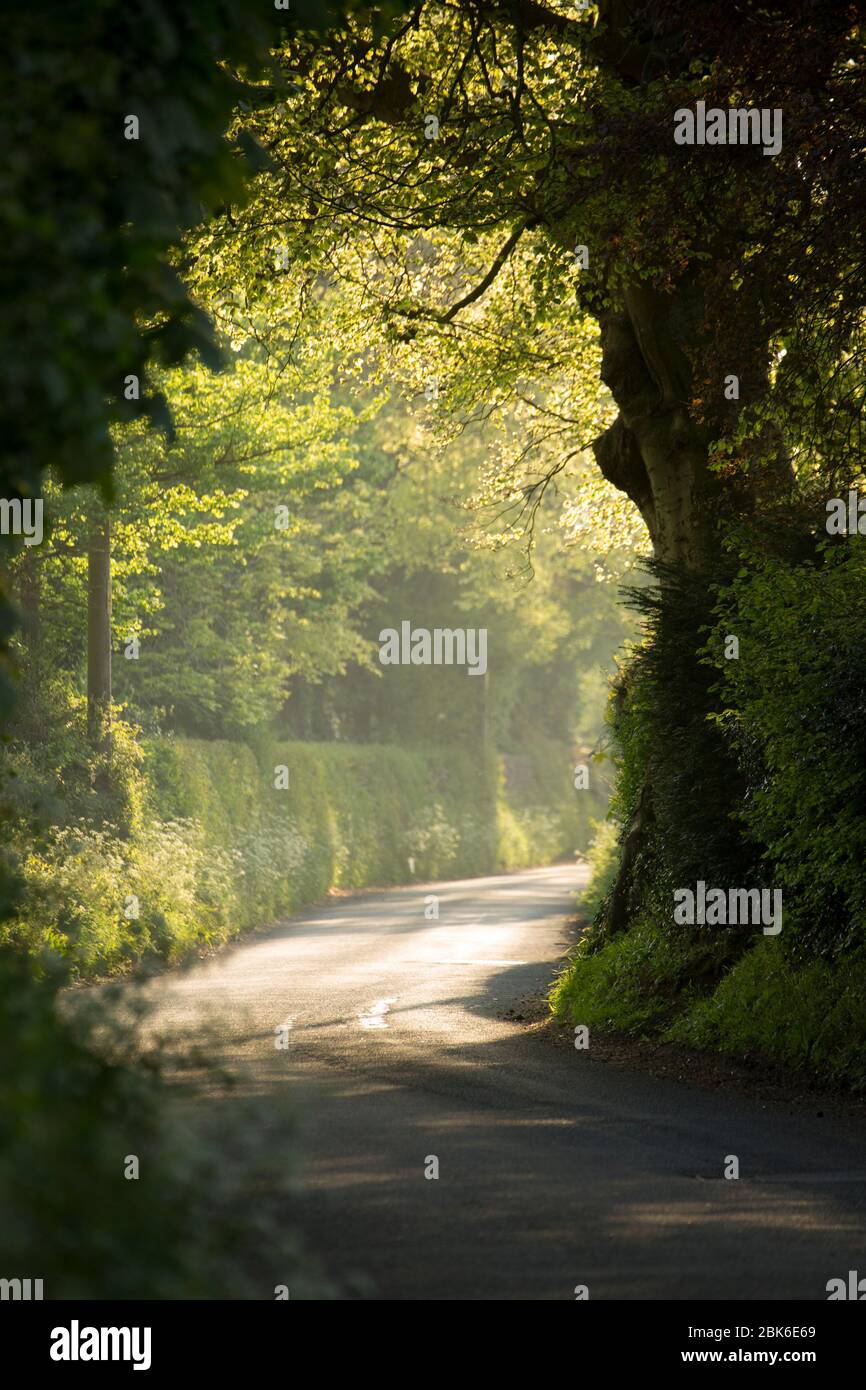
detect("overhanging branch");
top-left (438, 217), bottom-right (537, 322)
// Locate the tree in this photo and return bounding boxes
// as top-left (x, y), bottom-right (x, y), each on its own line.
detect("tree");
top-left (193, 0), bottom-right (863, 919)
top-left (0, 0), bottom-right (352, 742)
top-left (10, 342), bottom-right (380, 749)
top-left (218, 1), bottom-right (862, 556)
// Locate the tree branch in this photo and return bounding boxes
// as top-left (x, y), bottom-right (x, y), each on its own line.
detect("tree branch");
top-left (438, 217), bottom-right (536, 322)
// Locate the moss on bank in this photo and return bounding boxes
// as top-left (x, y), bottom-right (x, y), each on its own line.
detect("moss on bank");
top-left (551, 880), bottom-right (866, 1092)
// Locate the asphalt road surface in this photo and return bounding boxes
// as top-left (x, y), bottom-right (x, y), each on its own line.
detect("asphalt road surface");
top-left (141, 864), bottom-right (866, 1300)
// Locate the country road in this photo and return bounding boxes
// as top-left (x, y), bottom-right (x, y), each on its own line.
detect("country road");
top-left (139, 864), bottom-right (866, 1300)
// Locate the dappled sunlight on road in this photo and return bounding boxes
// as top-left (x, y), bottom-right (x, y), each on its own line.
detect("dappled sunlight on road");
top-left (129, 864), bottom-right (866, 1300)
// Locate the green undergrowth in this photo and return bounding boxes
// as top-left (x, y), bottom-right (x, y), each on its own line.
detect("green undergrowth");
top-left (0, 946), bottom-right (322, 1298)
top-left (8, 733), bottom-right (594, 979)
top-left (551, 812), bottom-right (866, 1090)
top-left (552, 892), bottom-right (866, 1092)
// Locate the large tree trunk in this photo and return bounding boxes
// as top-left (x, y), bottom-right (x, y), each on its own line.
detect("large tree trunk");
top-left (591, 281), bottom-right (736, 934)
top-left (87, 509), bottom-right (112, 753)
top-left (592, 281), bottom-right (720, 569)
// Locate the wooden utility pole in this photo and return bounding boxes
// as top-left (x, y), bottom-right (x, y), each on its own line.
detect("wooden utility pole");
top-left (87, 508), bottom-right (112, 752)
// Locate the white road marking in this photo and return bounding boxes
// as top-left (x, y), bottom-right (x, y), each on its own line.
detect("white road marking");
top-left (358, 997), bottom-right (398, 1029)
